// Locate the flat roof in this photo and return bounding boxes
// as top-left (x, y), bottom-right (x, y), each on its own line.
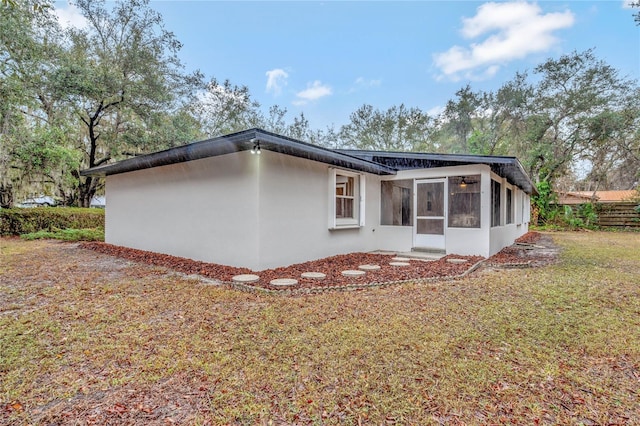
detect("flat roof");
top-left (81, 129), bottom-right (396, 178)
top-left (81, 128), bottom-right (537, 194)
top-left (338, 150), bottom-right (537, 195)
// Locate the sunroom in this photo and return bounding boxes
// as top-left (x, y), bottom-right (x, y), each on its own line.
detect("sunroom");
top-left (339, 151), bottom-right (536, 258)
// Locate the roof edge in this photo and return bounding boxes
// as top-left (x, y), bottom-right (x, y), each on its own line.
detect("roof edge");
top-left (80, 129), bottom-right (258, 177)
top-left (81, 128), bottom-right (396, 178)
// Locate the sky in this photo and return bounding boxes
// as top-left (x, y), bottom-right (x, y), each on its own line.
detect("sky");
top-left (53, 0), bottom-right (640, 129)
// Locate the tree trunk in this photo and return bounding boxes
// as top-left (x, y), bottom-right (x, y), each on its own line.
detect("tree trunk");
top-left (77, 176), bottom-right (99, 208)
top-left (0, 183), bottom-right (14, 208)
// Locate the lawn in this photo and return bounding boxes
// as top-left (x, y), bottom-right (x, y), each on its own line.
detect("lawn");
top-left (1, 232), bottom-right (638, 425)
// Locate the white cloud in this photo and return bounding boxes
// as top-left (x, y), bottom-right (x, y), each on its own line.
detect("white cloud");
top-left (426, 105), bottom-right (445, 117)
top-left (53, 2), bottom-right (89, 30)
top-left (354, 77), bottom-right (382, 88)
top-left (293, 80), bottom-right (332, 105)
top-left (433, 1), bottom-right (574, 81)
top-left (265, 68), bottom-right (289, 96)
top-left (348, 77), bottom-right (382, 93)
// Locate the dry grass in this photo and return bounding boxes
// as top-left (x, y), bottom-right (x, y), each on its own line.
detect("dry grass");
top-left (0, 232), bottom-right (639, 425)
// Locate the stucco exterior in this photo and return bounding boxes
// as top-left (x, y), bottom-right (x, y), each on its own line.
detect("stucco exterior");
top-left (89, 129), bottom-right (534, 270)
top-left (105, 149), bottom-right (530, 269)
top-left (252, 151), bottom-right (380, 269)
top-left (105, 152), bottom-right (262, 268)
top-left (106, 150), bottom-right (383, 270)
top-left (377, 165), bottom-right (530, 258)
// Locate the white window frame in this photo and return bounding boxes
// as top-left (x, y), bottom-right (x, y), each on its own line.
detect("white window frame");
top-left (523, 193), bottom-right (531, 223)
top-left (329, 168), bottom-right (365, 229)
top-left (505, 185), bottom-right (514, 225)
top-left (516, 189), bottom-right (523, 225)
top-left (491, 178), bottom-right (502, 228)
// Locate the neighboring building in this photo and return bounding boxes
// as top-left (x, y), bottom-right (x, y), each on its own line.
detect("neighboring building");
top-left (557, 190), bottom-right (638, 205)
top-left (81, 129), bottom-right (536, 271)
top-left (90, 196), bottom-right (106, 208)
top-left (17, 196), bottom-right (57, 207)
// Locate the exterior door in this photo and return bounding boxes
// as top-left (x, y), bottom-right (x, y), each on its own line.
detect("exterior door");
top-left (414, 179), bottom-right (446, 250)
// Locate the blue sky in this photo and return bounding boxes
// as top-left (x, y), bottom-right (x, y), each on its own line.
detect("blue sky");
top-left (54, 1), bottom-right (640, 129)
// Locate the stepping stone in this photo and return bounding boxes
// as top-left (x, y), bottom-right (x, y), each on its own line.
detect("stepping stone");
top-left (358, 264), bottom-right (381, 271)
top-left (301, 272), bottom-right (326, 280)
top-left (389, 261), bottom-right (410, 266)
top-left (342, 269), bottom-right (366, 277)
top-left (232, 274), bottom-right (260, 283)
top-left (446, 258), bottom-right (468, 264)
top-left (270, 278), bottom-right (298, 286)
top-left (392, 257), bottom-right (411, 262)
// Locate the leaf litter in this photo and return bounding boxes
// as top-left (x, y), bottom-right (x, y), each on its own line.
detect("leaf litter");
top-left (1, 232), bottom-right (638, 425)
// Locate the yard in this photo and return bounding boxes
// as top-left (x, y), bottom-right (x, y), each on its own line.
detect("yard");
top-left (1, 232), bottom-right (639, 425)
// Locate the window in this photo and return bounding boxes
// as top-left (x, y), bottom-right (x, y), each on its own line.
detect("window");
top-left (523, 193), bottom-right (531, 223)
top-left (516, 190), bottom-right (523, 225)
top-left (329, 169), bottom-right (363, 228)
top-left (491, 179), bottom-right (501, 227)
top-left (336, 175), bottom-right (355, 219)
top-left (506, 187), bottom-right (513, 224)
top-left (448, 175), bottom-right (481, 228)
top-left (381, 180), bottom-right (412, 226)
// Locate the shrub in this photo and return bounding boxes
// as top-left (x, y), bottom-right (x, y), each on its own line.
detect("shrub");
top-left (20, 228), bottom-right (105, 242)
top-left (560, 203), bottom-right (598, 230)
top-left (531, 181), bottom-right (560, 225)
top-left (0, 207), bottom-right (104, 236)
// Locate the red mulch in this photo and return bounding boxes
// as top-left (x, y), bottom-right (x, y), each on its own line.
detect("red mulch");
top-left (514, 231), bottom-right (543, 244)
top-left (487, 232), bottom-right (557, 267)
top-left (79, 242), bottom-right (253, 281)
top-left (80, 231), bottom-right (555, 291)
top-left (79, 242), bottom-right (483, 291)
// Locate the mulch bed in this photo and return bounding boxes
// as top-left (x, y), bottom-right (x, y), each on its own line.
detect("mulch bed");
top-left (80, 231), bottom-right (555, 292)
top-left (486, 231), bottom-right (558, 268)
top-left (79, 242), bottom-right (483, 292)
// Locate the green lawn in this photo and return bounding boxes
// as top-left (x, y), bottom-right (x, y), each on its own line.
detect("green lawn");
top-left (0, 232), bottom-right (638, 424)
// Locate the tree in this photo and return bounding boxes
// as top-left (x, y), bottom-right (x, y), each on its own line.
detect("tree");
top-left (435, 84), bottom-right (518, 156)
top-left (496, 50), bottom-right (638, 186)
top-left (50, 0), bottom-right (202, 206)
top-left (438, 85), bottom-right (483, 153)
top-left (190, 78), bottom-right (261, 137)
top-left (1, 0), bottom-right (49, 13)
top-left (631, 1), bottom-right (640, 25)
top-left (189, 79), bottom-right (336, 146)
top-left (0, 0), bottom-right (69, 206)
top-left (338, 104), bottom-right (435, 151)
top-left (578, 89), bottom-right (640, 189)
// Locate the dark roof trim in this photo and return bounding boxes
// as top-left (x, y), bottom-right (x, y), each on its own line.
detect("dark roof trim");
top-left (339, 150), bottom-right (538, 195)
top-left (80, 128), bottom-right (396, 177)
top-left (81, 129), bottom-right (536, 195)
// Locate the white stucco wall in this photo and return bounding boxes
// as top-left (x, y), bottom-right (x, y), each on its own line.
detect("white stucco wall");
top-left (255, 150), bottom-right (380, 269)
top-left (105, 150), bottom-right (531, 269)
top-left (105, 152), bottom-right (262, 269)
top-left (105, 150), bottom-right (382, 271)
top-left (489, 179), bottom-right (530, 256)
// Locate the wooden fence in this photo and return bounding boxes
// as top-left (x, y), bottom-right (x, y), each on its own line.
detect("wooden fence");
top-left (594, 202), bottom-right (640, 228)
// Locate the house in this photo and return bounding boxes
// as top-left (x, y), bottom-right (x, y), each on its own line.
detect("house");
top-left (556, 190), bottom-right (637, 205)
top-left (81, 128), bottom-right (536, 271)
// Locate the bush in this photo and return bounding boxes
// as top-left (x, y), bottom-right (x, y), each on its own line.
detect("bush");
top-left (20, 228), bottom-right (104, 242)
top-left (0, 207), bottom-right (104, 236)
top-left (560, 203), bottom-right (599, 230)
top-left (531, 181), bottom-right (560, 225)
